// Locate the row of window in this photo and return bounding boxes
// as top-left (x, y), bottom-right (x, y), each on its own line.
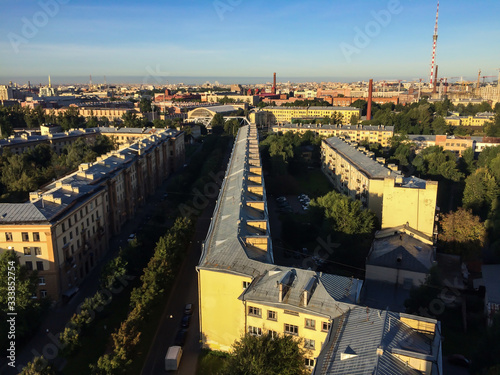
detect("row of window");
top-left (248, 306), bottom-right (331, 332)
top-left (5, 231), bottom-right (40, 242)
top-left (61, 203), bottom-right (99, 233)
top-left (25, 261), bottom-right (45, 271)
top-left (23, 247), bottom-right (42, 256)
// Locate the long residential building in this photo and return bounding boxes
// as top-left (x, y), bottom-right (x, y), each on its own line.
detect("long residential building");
top-left (197, 125), bottom-right (442, 374)
top-left (262, 106), bottom-right (361, 125)
top-left (0, 129), bottom-right (184, 302)
top-left (271, 123), bottom-right (394, 147)
top-left (0, 126), bottom-right (165, 155)
top-left (321, 137), bottom-right (438, 237)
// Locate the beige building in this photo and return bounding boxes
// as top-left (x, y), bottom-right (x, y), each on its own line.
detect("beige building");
top-left (321, 137), bottom-right (438, 237)
top-left (198, 125), bottom-right (442, 374)
top-left (201, 92), bottom-right (259, 105)
top-left (0, 129), bottom-right (185, 302)
top-left (262, 106), bottom-right (361, 125)
top-left (272, 123), bottom-right (394, 147)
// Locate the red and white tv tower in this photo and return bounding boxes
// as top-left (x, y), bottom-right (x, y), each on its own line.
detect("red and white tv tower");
top-left (429, 1), bottom-right (439, 89)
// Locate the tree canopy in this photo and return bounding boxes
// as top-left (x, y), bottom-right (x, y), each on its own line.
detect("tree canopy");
top-left (221, 333), bottom-right (308, 375)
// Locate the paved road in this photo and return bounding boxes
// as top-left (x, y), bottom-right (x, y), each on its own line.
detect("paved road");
top-left (140, 204), bottom-right (215, 375)
top-left (141, 139), bottom-right (232, 375)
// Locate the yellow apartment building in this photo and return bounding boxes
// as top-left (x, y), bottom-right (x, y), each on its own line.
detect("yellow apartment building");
top-left (321, 137), bottom-right (438, 236)
top-left (197, 125), bottom-right (441, 373)
top-left (272, 123), bottom-right (394, 147)
top-left (0, 129), bottom-right (185, 301)
top-left (263, 106), bottom-right (361, 125)
top-left (444, 112), bottom-right (495, 127)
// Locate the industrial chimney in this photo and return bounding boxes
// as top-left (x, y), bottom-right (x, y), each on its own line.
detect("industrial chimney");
top-left (367, 79), bottom-right (373, 121)
top-left (272, 72), bottom-right (276, 95)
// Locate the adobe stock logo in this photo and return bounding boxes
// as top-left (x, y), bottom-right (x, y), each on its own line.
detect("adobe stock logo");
top-left (7, 0), bottom-right (69, 54)
top-left (340, 0), bottom-right (403, 63)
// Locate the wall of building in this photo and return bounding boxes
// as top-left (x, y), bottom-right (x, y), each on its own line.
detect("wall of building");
top-left (365, 264), bottom-right (427, 287)
top-left (198, 269), bottom-right (251, 351)
top-left (381, 178), bottom-right (438, 238)
top-left (264, 107), bottom-right (361, 125)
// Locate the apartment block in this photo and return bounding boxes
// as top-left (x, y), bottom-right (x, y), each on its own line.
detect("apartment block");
top-left (272, 123), bottom-right (394, 147)
top-left (321, 137), bottom-right (438, 236)
top-left (0, 129), bottom-right (184, 302)
top-left (197, 126), bottom-right (442, 374)
top-left (262, 106), bottom-right (361, 125)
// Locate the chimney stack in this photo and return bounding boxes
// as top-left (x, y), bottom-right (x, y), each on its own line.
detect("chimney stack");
top-left (272, 72), bottom-right (277, 95)
top-left (433, 65), bottom-right (438, 94)
top-left (367, 79), bottom-right (373, 121)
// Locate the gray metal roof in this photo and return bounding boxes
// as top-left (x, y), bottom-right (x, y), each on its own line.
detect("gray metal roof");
top-left (0, 129), bottom-right (181, 225)
top-left (324, 137), bottom-right (397, 180)
top-left (367, 232), bottom-right (434, 274)
top-left (265, 106), bottom-right (360, 111)
top-left (0, 203), bottom-right (48, 224)
top-left (241, 266), bottom-right (360, 319)
top-left (197, 125), bottom-right (273, 277)
top-left (273, 123), bottom-right (394, 132)
top-left (482, 265), bottom-right (500, 304)
top-left (318, 307), bottom-right (435, 375)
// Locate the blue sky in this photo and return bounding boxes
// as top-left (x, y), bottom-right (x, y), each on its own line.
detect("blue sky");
top-left (1, 0), bottom-right (499, 84)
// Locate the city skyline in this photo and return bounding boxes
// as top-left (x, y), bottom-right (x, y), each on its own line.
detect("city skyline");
top-left (1, 0), bottom-right (500, 85)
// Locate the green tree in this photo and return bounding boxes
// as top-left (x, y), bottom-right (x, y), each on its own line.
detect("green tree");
top-left (0, 251), bottom-right (45, 351)
top-left (431, 115), bottom-right (451, 135)
top-left (222, 333), bottom-right (308, 375)
top-left (210, 113), bottom-right (225, 135)
top-left (19, 356), bottom-right (56, 375)
top-left (484, 113), bottom-right (500, 137)
top-left (139, 97), bottom-right (152, 113)
top-left (439, 208), bottom-right (486, 260)
top-left (462, 168), bottom-right (499, 217)
top-left (311, 191), bottom-right (376, 235)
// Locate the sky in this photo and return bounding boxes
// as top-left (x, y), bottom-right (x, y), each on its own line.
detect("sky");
top-left (1, 0), bottom-right (499, 85)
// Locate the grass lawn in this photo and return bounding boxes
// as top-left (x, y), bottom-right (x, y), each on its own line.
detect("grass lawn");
top-left (196, 349), bottom-right (228, 375)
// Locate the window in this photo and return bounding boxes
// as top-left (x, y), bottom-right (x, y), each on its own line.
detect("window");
top-left (5, 232), bottom-right (13, 241)
top-left (25, 261), bottom-right (33, 270)
top-left (305, 318), bottom-right (316, 330)
top-left (248, 306), bottom-right (261, 317)
top-left (243, 281), bottom-right (250, 289)
top-left (304, 339), bottom-right (315, 350)
top-left (268, 330), bottom-right (278, 339)
top-left (248, 326), bottom-right (262, 336)
top-left (34, 247), bottom-right (42, 256)
top-left (36, 261), bottom-right (44, 271)
top-left (63, 236), bottom-right (67, 245)
top-left (40, 290), bottom-right (48, 298)
top-left (24, 247), bottom-right (32, 256)
top-left (267, 310), bottom-right (277, 321)
top-left (305, 358), bottom-right (315, 368)
top-left (62, 223), bottom-right (66, 232)
top-left (68, 217), bottom-right (72, 227)
top-left (284, 309), bottom-right (299, 316)
top-left (22, 232), bottom-right (29, 241)
top-left (284, 324), bottom-right (298, 336)
top-left (33, 232), bottom-right (40, 242)
top-left (322, 321), bottom-right (331, 332)
top-left (76, 227), bottom-right (79, 235)
top-left (69, 231), bottom-right (73, 240)
top-left (39, 277), bottom-right (46, 285)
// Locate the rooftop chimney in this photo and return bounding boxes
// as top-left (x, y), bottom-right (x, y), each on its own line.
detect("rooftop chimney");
top-left (367, 79), bottom-right (373, 121)
top-left (272, 72), bottom-right (277, 95)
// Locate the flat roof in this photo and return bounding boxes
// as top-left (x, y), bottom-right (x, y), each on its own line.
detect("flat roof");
top-left (264, 106), bottom-right (360, 111)
top-left (273, 123), bottom-right (394, 132)
top-left (324, 137), bottom-right (397, 180)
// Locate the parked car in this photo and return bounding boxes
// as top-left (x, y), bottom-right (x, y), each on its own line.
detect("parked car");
top-left (184, 303), bottom-right (193, 316)
top-left (181, 314), bottom-right (191, 328)
top-left (127, 233), bottom-right (136, 242)
top-left (174, 329), bottom-right (188, 346)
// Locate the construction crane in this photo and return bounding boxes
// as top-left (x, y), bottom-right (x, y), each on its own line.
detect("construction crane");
top-left (481, 75), bottom-right (496, 84)
top-left (429, 1), bottom-right (439, 89)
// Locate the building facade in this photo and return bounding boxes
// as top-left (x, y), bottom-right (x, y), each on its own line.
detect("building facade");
top-left (272, 123), bottom-right (394, 147)
top-left (262, 106), bottom-right (361, 125)
top-left (0, 129), bottom-right (185, 302)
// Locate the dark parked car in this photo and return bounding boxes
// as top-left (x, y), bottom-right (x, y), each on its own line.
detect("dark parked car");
top-left (184, 303), bottom-right (193, 316)
top-left (181, 315), bottom-right (191, 328)
top-left (174, 329), bottom-right (188, 346)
